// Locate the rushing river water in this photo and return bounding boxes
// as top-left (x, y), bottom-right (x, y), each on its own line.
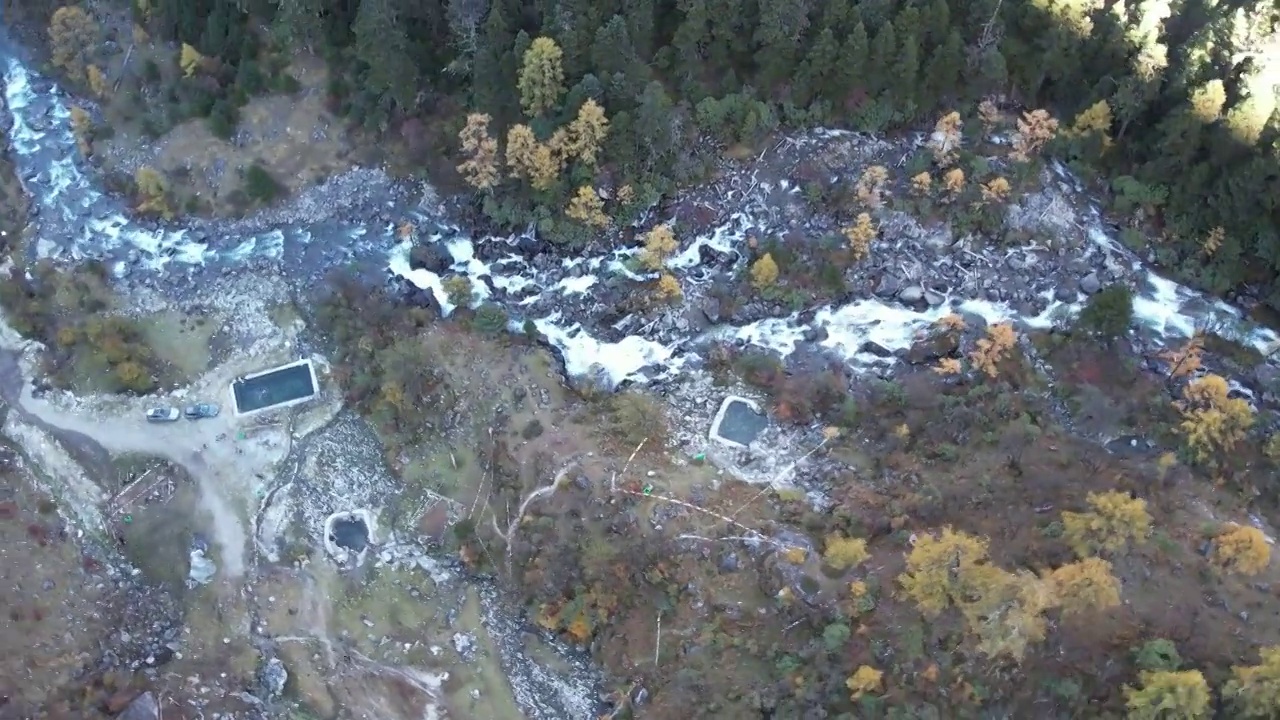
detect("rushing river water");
top-left (4, 38), bottom-right (1278, 390)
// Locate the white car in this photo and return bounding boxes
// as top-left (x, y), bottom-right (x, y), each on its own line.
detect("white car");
top-left (145, 406), bottom-right (180, 423)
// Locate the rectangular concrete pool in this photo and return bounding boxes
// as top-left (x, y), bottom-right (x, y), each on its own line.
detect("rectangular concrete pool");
top-left (231, 358), bottom-right (319, 415)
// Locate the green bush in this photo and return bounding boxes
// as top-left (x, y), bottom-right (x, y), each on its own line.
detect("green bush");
top-left (243, 163), bottom-right (283, 204)
top-left (1075, 284), bottom-right (1134, 342)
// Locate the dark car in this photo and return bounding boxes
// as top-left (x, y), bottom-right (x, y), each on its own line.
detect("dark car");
top-left (145, 406), bottom-right (180, 423)
top-left (184, 403), bottom-right (220, 420)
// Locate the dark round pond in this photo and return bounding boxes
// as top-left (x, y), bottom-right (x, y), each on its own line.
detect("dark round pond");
top-left (330, 516), bottom-right (369, 553)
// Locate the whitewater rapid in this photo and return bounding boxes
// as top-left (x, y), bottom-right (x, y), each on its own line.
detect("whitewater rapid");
top-left (3, 52), bottom-right (1277, 390)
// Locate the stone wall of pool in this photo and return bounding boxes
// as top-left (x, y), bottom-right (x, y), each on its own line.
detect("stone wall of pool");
top-left (230, 358), bottom-right (320, 416)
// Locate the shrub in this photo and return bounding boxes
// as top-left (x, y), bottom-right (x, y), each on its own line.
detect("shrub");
top-left (472, 303), bottom-right (508, 334)
top-left (1134, 639), bottom-right (1182, 673)
top-left (243, 162), bottom-right (283, 204)
top-left (1075, 284), bottom-right (1134, 342)
top-left (603, 391), bottom-right (668, 449)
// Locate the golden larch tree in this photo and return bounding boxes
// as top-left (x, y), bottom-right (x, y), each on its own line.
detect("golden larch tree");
top-left (980, 177), bottom-right (1011, 205)
top-left (564, 99), bottom-right (609, 167)
top-left (48, 6), bottom-right (100, 83)
top-left (1212, 524), bottom-right (1271, 575)
top-left (1047, 557), bottom-right (1121, 615)
top-left (977, 99), bottom-right (1001, 133)
top-left (1061, 490), bottom-right (1151, 558)
top-left (1176, 373), bottom-right (1254, 464)
top-left (133, 166), bottom-right (171, 219)
top-left (505, 124), bottom-right (559, 191)
top-left (899, 527), bottom-right (1001, 616)
top-left (929, 111), bottom-right (962, 166)
top-left (750, 253), bottom-right (779, 289)
top-left (1011, 109), bottom-right (1058, 162)
top-left (1224, 646), bottom-right (1280, 718)
top-left (180, 43), bottom-right (205, 78)
top-left (69, 106), bottom-right (92, 156)
top-left (640, 224), bottom-right (678, 270)
top-left (1162, 332), bottom-right (1205, 378)
top-left (966, 570), bottom-right (1056, 660)
top-left (457, 113), bottom-right (500, 190)
top-left (1202, 226), bottom-right (1226, 257)
top-left (1123, 670), bottom-right (1211, 720)
top-left (942, 167), bottom-right (965, 202)
top-left (517, 37), bottom-right (565, 117)
top-left (970, 322), bottom-right (1017, 379)
top-left (823, 534), bottom-right (869, 570)
top-left (566, 185), bottom-right (609, 228)
top-left (910, 171), bottom-right (932, 196)
top-left (846, 666), bottom-right (883, 699)
top-left (855, 165), bottom-right (890, 208)
top-left (654, 273), bottom-right (682, 302)
top-left (86, 64), bottom-right (108, 98)
top-left (1068, 99), bottom-right (1114, 150)
top-left (843, 213), bottom-right (876, 262)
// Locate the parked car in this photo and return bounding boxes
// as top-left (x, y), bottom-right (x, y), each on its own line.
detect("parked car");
top-left (184, 403), bottom-right (220, 420)
top-left (145, 406), bottom-right (180, 423)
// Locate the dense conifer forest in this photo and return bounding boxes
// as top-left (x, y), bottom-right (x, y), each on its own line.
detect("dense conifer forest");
top-left (25, 0), bottom-right (1280, 309)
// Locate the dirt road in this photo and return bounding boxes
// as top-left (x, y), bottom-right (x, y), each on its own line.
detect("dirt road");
top-left (0, 344), bottom-right (286, 578)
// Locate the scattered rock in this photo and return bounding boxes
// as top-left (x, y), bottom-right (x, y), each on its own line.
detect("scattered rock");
top-left (118, 693), bottom-right (159, 720)
top-left (1080, 272), bottom-right (1101, 294)
top-left (906, 331), bottom-right (960, 365)
top-left (898, 285), bottom-right (924, 304)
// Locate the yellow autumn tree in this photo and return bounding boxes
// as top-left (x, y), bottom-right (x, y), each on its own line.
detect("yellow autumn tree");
top-left (1011, 109), bottom-right (1059, 162)
top-left (942, 168), bottom-right (965, 202)
top-left (1224, 646), bottom-right (1280, 718)
top-left (517, 37), bottom-right (565, 117)
top-left (180, 43), bottom-right (205, 78)
top-left (133, 166), bottom-right (171, 219)
top-left (966, 570), bottom-right (1056, 660)
top-left (457, 113), bottom-right (500, 190)
top-left (69, 106), bottom-right (92, 156)
top-left (86, 64), bottom-right (108, 98)
top-left (1068, 100), bottom-right (1114, 150)
top-left (980, 177), bottom-right (1011, 205)
top-left (970, 322), bottom-right (1017, 379)
top-left (1212, 524), bottom-right (1271, 575)
top-left (1047, 557), bottom-right (1122, 615)
top-left (1124, 670), bottom-right (1211, 720)
top-left (843, 213), bottom-right (876, 262)
top-left (1163, 333), bottom-right (1205, 378)
top-left (899, 527), bottom-right (1001, 616)
top-left (823, 534), bottom-right (869, 570)
top-left (856, 165), bottom-right (890, 208)
top-left (929, 111), bottom-right (963, 166)
top-left (1203, 226), bottom-right (1225, 257)
top-left (750, 253), bottom-right (779, 289)
top-left (566, 186), bottom-right (609, 228)
top-left (846, 666), bottom-right (883, 699)
top-left (48, 6), bottom-right (100, 83)
top-left (563, 99), bottom-right (609, 167)
top-left (1176, 374), bottom-right (1255, 464)
top-left (505, 124), bottom-right (559, 191)
top-left (640, 224), bottom-right (677, 270)
top-left (910, 172), bottom-right (932, 196)
top-left (934, 358), bottom-right (962, 375)
top-left (1061, 490), bottom-right (1152, 558)
top-left (977, 100), bottom-right (1001, 132)
top-left (654, 273), bottom-right (682, 302)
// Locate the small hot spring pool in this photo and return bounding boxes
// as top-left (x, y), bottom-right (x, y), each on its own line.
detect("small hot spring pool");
top-left (232, 359), bottom-right (318, 415)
